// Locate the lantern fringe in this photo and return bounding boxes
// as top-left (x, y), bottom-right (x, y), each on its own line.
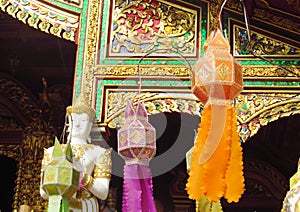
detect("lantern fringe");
top-left (122, 164), bottom-right (156, 212)
top-left (224, 109), bottom-right (245, 202)
top-left (186, 105), bottom-right (244, 202)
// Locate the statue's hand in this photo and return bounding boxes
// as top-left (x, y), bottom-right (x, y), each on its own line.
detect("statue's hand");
top-left (80, 172), bottom-right (94, 190)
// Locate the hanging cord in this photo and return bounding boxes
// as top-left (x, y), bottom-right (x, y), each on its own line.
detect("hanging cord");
top-left (59, 113), bottom-right (72, 144)
top-left (217, 0), bottom-right (228, 32)
top-left (239, 0), bottom-right (299, 78)
top-left (135, 25), bottom-right (193, 103)
top-left (136, 48), bottom-right (193, 102)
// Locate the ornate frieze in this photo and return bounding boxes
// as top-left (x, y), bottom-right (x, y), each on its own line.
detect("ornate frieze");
top-left (253, 8), bottom-right (300, 35)
top-left (104, 91), bottom-right (202, 128)
top-left (236, 93), bottom-right (300, 142)
top-left (102, 90), bottom-right (300, 144)
top-left (0, 0), bottom-right (80, 41)
top-left (109, 0), bottom-right (198, 57)
top-left (234, 26), bottom-right (300, 57)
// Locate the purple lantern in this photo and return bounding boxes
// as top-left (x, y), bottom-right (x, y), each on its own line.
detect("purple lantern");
top-left (118, 100), bottom-right (157, 212)
top-left (118, 100), bottom-right (156, 164)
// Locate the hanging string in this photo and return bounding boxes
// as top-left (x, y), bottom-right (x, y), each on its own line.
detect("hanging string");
top-left (239, 0), bottom-right (299, 78)
top-left (136, 47), bottom-right (193, 103)
top-left (59, 113), bottom-right (72, 144)
top-left (217, 0), bottom-right (228, 32)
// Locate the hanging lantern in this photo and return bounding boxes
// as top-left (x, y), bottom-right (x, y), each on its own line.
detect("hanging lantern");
top-left (41, 138), bottom-right (79, 211)
top-left (118, 100), bottom-right (157, 212)
top-left (191, 29), bottom-right (243, 104)
top-left (186, 28), bottom-right (245, 203)
top-left (118, 100), bottom-right (156, 162)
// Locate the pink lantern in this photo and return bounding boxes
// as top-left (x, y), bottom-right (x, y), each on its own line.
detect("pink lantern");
top-left (118, 100), bottom-right (157, 212)
top-left (118, 100), bottom-right (156, 164)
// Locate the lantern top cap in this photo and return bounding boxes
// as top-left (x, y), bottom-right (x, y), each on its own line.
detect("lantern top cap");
top-left (204, 29), bottom-right (230, 52)
top-left (124, 100), bottom-right (148, 122)
top-left (52, 137), bottom-right (73, 162)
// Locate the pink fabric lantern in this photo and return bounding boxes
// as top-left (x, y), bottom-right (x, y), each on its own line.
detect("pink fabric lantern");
top-left (118, 100), bottom-right (157, 212)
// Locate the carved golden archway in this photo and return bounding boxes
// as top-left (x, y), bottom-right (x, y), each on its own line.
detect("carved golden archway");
top-left (0, 73), bottom-right (57, 211)
top-left (102, 91), bottom-right (300, 143)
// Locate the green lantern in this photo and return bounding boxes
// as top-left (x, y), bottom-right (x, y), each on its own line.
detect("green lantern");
top-left (41, 138), bottom-right (79, 212)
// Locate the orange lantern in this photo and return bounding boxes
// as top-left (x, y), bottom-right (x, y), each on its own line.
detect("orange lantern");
top-left (191, 29), bottom-right (243, 104)
top-left (186, 29), bottom-right (245, 203)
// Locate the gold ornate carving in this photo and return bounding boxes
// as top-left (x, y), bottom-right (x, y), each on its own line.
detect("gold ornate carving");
top-left (110, 0), bottom-right (197, 56)
top-left (253, 8), bottom-right (300, 34)
top-left (82, 0), bottom-right (100, 99)
top-left (85, 64), bottom-right (300, 81)
top-left (93, 65), bottom-right (191, 77)
top-left (0, 0), bottom-right (79, 41)
top-left (208, 0), bottom-right (222, 33)
top-left (104, 91), bottom-right (300, 145)
top-left (0, 74), bottom-right (39, 122)
top-left (234, 25), bottom-right (300, 57)
top-left (242, 66), bottom-right (300, 77)
top-left (0, 115), bottom-right (23, 129)
top-left (105, 91), bottom-right (202, 128)
top-left (236, 93), bottom-right (300, 142)
top-left (85, 0), bottom-right (99, 64)
top-left (227, 0), bottom-right (243, 12)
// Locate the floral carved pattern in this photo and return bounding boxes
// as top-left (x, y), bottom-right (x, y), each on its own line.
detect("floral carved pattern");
top-left (110, 0), bottom-right (197, 57)
top-left (236, 94), bottom-right (300, 142)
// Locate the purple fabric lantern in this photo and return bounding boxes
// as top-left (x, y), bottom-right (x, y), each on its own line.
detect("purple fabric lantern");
top-left (118, 100), bottom-right (157, 212)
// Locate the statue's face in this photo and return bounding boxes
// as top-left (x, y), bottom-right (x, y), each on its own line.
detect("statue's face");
top-left (69, 113), bottom-right (92, 139)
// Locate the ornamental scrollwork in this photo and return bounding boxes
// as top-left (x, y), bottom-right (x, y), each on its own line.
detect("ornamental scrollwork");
top-left (85, 0), bottom-right (100, 64)
top-left (242, 66), bottom-right (300, 77)
top-left (234, 26), bottom-right (300, 56)
top-left (253, 8), bottom-right (300, 34)
top-left (111, 0), bottom-right (197, 57)
top-left (0, 0), bottom-right (79, 41)
top-left (0, 75), bottom-right (39, 122)
top-left (93, 65), bottom-right (191, 77)
top-left (236, 93), bottom-right (300, 142)
top-left (105, 91), bottom-right (202, 128)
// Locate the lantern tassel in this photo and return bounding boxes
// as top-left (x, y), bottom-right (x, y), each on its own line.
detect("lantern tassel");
top-left (224, 108), bottom-right (245, 202)
top-left (186, 105), bottom-right (244, 202)
top-left (123, 164), bottom-right (156, 212)
top-left (47, 195), bottom-right (70, 212)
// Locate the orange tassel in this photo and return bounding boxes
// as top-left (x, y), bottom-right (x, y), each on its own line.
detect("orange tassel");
top-left (186, 105), bottom-right (245, 202)
top-left (186, 105), bottom-right (211, 200)
top-left (224, 108), bottom-right (245, 202)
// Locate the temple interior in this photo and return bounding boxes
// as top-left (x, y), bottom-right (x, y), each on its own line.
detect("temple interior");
top-left (1, 0), bottom-right (300, 211)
